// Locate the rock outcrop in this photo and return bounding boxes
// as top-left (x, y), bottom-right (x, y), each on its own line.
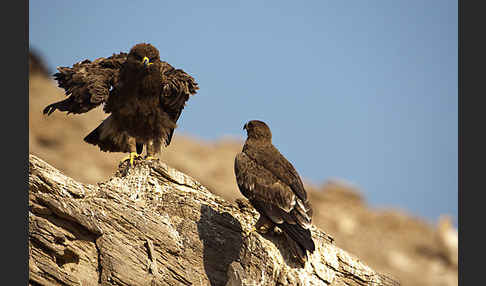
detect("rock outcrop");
top-left (29, 154), bottom-right (399, 286)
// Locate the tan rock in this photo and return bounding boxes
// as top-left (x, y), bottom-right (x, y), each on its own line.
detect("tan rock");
top-left (29, 154), bottom-right (399, 286)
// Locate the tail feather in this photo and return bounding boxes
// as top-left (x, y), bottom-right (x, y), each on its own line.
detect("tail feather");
top-left (280, 222), bottom-right (315, 263)
top-left (84, 116), bottom-right (131, 153)
top-left (84, 125), bottom-right (101, 145)
top-left (283, 232), bottom-right (307, 264)
top-left (165, 128), bottom-right (175, 146)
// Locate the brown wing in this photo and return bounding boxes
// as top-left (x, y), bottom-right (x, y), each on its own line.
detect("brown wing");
top-left (43, 52), bottom-right (127, 115)
top-left (159, 62), bottom-right (199, 145)
top-left (243, 144), bottom-right (310, 204)
top-left (234, 152), bottom-right (312, 229)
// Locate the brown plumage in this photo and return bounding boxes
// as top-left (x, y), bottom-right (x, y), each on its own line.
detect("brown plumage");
top-left (29, 49), bottom-right (50, 77)
top-left (43, 43), bottom-right (198, 162)
top-left (234, 120), bottom-right (315, 265)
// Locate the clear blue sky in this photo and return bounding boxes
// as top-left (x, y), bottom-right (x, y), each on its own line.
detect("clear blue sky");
top-left (30, 1), bottom-right (458, 225)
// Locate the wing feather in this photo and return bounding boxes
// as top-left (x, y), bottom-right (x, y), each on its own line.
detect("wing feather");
top-left (159, 62), bottom-right (199, 145)
top-left (244, 145), bottom-right (308, 203)
top-left (160, 62), bottom-right (198, 119)
top-left (234, 152), bottom-right (312, 229)
top-left (43, 53), bottom-right (127, 115)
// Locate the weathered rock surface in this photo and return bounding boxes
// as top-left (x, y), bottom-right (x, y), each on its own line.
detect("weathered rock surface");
top-left (29, 154), bottom-right (399, 286)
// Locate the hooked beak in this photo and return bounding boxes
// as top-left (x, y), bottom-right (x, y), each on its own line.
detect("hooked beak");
top-left (142, 56), bottom-right (152, 67)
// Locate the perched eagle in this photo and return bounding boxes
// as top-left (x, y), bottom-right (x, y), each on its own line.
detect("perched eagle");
top-left (234, 120), bottom-right (315, 264)
top-left (43, 43), bottom-right (198, 165)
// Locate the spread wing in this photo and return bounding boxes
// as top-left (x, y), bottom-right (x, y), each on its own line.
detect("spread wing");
top-left (234, 152), bottom-right (312, 229)
top-left (43, 52), bottom-right (127, 115)
top-left (159, 62), bottom-right (199, 145)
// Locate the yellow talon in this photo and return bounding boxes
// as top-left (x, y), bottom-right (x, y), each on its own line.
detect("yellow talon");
top-left (257, 225), bottom-right (270, 234)
top-left (145, 156), bottom-right (156, 161)
top-left (243, 226), bottom-right (257, 237)
top-left (121, 152), bottom-right (141, 166)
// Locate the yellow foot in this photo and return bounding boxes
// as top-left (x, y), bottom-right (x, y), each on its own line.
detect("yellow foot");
top-left (121, 152), bottom-right (141, 167)
top-left (144, 155), bottom-right (157, 161)
top-left (257, 225), bottom-right (271, 235)
top-left (243, 226), bottom-right (257, 238)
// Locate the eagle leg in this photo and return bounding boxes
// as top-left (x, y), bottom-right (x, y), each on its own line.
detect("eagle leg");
top-left (243, 215), bottom-right (274, 238)
top-left (121, 152), bottom-right (142, 167)
top-left (121, 137), bottom-right (142, 166)
top-left (242, 226), bottom-right (257, 238)
top-left (145, 140), bottom-right (158, 161)
top-left (255, 215), bottom-right (275, 235)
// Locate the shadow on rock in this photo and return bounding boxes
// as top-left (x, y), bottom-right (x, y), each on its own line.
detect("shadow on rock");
top-left (197, 204), bottom-right (243, 286)
top-left (259, 229), bottom-right (304, 269)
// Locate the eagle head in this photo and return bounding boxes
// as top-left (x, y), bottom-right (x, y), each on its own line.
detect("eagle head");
top-left (244, 120), bottom-right (272, 141)
top-left (127, 43), bottom-right (160, 70)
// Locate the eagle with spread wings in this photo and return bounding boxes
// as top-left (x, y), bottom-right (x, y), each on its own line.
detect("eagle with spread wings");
top-left (43, 43), bottom-right (198, 165)
top-left (234, 120), bottom-right (315, 265)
